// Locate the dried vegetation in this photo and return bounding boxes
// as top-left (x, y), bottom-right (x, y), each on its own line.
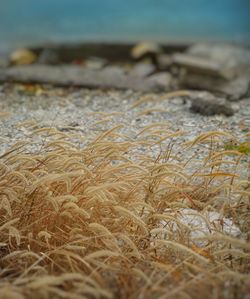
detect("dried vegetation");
top-left (0, 116), bottom-right (249, 299)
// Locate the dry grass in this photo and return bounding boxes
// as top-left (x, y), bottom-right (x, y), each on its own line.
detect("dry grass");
top-left (0, 120), bottom-right (249, 299)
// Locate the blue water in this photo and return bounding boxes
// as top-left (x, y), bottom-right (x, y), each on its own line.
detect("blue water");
top-left (0, 0), bottom-right (249, 48)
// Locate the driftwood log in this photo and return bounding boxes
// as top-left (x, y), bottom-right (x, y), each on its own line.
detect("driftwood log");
top-left (0, 65), bottom-right (173, 92)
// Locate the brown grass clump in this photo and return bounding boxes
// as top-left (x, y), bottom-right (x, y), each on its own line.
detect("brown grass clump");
top-left (0, 124), bottom-right (249, 299)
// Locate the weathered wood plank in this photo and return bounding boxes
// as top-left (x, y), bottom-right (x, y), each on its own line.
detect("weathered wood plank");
top-left (0, 65), bottom-right (172, 92)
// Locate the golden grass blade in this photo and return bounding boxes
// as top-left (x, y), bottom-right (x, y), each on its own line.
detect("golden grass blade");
top-left (113, 206), bottom-right (148, 235)
top-left (155, 240), bottom-right (211, 263)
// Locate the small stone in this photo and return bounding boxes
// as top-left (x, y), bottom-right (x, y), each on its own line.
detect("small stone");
top-left (190, 92), bottom-right (234, 116)
top-left (68, 121), bottom-right (79, 127)
top-left (241, 103), bottom-right (250, 116)
top-left (231, 103), bottom-right (240, 112)
top-left (172, 97), bottom-right (185, 105)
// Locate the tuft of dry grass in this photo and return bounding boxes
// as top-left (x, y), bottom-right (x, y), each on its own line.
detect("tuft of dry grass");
top-left (0, 121), bottom-right (249, 299)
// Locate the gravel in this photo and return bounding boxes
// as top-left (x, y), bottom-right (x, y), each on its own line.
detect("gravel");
top-left (0, 84), bottom-right (249, 174)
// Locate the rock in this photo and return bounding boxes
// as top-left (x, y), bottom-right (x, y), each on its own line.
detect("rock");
top-left (181, 44), bottom-right (250, 101)
top-left (172, 53), bottom-right (235, 79)
top-left (129, 62), bottom-right (155, 78)
top-left (38, 49), bottom-right (60, 65)
top-left (181, 73), bottom-right (249, 101)
top-left (146, 72), bottom-right (172, 90)
top-left (187, 43), bottom-right (250, 76)
top-left (189, 92), bottom-right (234, 116)
top-left (9, 48), bottom-right (37, 65)
top-left (84, 57), bottom-right (107, 70)
top-left (221, 76), bottom-right (250, 101)
top-left (158, 54), bottom-right (172, 69)
top-left (188, 43), bottom-right (250, 65)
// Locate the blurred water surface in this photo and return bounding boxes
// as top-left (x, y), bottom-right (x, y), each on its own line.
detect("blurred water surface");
top-left (0, 0), bottom-right (249, 48)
